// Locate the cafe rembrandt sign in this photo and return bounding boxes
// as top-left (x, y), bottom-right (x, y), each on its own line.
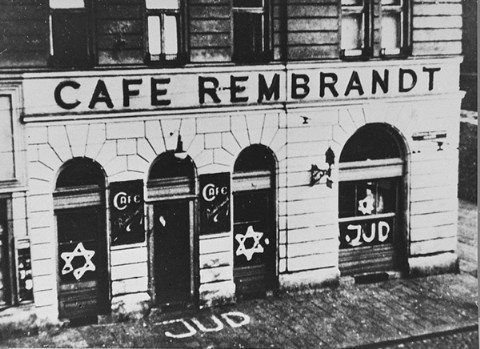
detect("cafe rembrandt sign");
top-left (21, 59), bottom-right (460, 118)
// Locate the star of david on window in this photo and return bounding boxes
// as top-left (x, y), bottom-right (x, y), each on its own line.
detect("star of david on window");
top-left (60, 242), bottom-right (96, 280)
top-left (235, 226), bottom-right (266, 261)
top-left (358, 189), bottom-right (375, 215)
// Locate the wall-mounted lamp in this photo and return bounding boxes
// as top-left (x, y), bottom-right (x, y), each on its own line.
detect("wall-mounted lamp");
top-left (310, 147), bottom-right (335, 188)
top-left (174, 134), bottom-right (188, 160)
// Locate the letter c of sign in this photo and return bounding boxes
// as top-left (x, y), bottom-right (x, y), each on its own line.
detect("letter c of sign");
top-left (202, 183), bottom-right (216, 202)
top-left (54, 80), bottom-right (81, 110)
top-left (113, 192), bottom-right (128, 211)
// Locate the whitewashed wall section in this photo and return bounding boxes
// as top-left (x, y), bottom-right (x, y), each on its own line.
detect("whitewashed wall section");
top-left (279, 95), bottom-right (461, 286)
top-left (25, 110), bottom-right (286, 318)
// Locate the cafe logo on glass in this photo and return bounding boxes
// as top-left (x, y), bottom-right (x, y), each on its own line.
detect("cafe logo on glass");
top-left (110, 180), bottom-right (145, 245)
top-left (199, 172), bottom-right (231, 235)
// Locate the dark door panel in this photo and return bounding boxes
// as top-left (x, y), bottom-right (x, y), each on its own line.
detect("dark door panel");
top-left (154, 201), bottom-right (191, 307)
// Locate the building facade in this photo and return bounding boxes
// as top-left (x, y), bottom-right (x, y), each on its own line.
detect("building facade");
top-left (0, 0), bottom-right (463, 322)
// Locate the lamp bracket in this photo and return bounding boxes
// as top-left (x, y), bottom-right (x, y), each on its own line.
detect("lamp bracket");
top-left (310, 164), bottom-right (332, 187)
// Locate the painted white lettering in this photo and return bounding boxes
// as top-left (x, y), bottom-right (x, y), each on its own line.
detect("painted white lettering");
top-left (346, 224), bottom-right (362, 247)
top-left (362, 222), bottom-right (376, 243)
top-left (221, 312), bottom-right (250, 328)
top-left (378, 221), bottom-right (390, 242)
top-left (202, 183), bottom-right (228, 202)
top-left (160, 319), bottom-right (197, 339)
top-left (191, 316), bottom-right (224, 332)
top-left (113, 192), bottom-right (142, 211)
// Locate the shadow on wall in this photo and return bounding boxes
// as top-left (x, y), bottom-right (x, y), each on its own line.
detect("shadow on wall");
top-left (458, 112), bottom-right (477, 203)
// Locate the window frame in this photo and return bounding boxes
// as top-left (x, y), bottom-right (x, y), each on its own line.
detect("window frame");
top-left (231, 0), bottom-right (272, 64)
top-left (340, 0), bottom-right (411, 60)
top-left (48, 0), bottom-right (94, 68)
top-left (144, 0), bottom-right (187, 65)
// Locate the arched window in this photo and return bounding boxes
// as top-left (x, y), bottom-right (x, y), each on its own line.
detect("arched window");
top-left (54, 157), bottom-right (109, 320)
top-left (233, 145), bottom-right (277, 298)
top-left (338, 124), bottom-right (406, 277)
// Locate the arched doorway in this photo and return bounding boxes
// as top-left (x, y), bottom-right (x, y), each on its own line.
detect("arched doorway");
top-left (54, 157), bottom-right (109, 320)
top-left (147, 152), bottom-right (197, 310)
top-left (232, 145), bottom-right (277, 298)
top-left (338, 124), bottom-right (407, 276)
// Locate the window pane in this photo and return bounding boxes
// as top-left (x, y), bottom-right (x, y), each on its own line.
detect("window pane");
top-left (50, 0), bottom-right (85, 9)
top-left (381, 13), bottom-right (401, 49)
top-left (0, 96), bottom-right (14, 180)
top-left (17, 248), bottom-right (33, 302)
top-left (148, 16), bottom-right (162, 55)
top-left (146, 0), bottom-right (179, 10)
top-left (341, 14), bottom-right (363, 50)
top-left (164, 15), bottom-right (178, 55)
top-left (233, 12), bottom-right (264, 62)
top-left (339, 182), bottom-right (357, 218)
top-left (57, 208), bottom-right (101, 243)
top-left (51, 12), bottom-right (89, 67)
top-left (233, 0), bottom-right (263, 7)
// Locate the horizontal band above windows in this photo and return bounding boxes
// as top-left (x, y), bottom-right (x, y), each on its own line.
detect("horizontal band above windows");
top-left (233, 170), bottom-right (273, 192)
top-left (146, 176), bottom-right (195, 200)
top-left (339, 212), bottom-right (396, 223)
top-left (338, 158), bottom-right (404, 181)
top-left (54, 185), bottom-right (103, 209)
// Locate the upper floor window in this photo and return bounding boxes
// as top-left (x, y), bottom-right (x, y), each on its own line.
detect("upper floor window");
top-left (232, 0), bottom-right (270, 63)
top-left (49, 0), bottom-right (91, 68)
top-left (340, 0), bottom-right (409, 59)
top-left (146, 0), bottom-right (184, 63)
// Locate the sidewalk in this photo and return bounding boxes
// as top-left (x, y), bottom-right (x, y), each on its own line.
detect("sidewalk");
top-left (2, 272), bottom-right (477, 348)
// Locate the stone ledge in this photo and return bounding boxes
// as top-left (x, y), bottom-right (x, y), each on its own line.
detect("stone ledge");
top-left (408, 252), bottom-right (459, 277)
top-left (279, 267), bottom-right (340, 292)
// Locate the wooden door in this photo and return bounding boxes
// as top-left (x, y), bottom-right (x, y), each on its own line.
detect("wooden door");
top-left (154, 200), bottom-right (191, 307)
top-left (57, 207), bottom-right (108, 319)
top-left (233, 190), bottom-right (275, 297)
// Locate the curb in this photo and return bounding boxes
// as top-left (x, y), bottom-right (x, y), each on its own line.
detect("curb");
top-left (342, 323), bottom-right (479, 349)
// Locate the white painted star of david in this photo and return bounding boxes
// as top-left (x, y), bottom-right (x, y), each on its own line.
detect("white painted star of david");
top-left (358, 190), bottom-right (375, 215)
top-left (60, 242), bottom-right (96, 280)
top-left (235, 226), bottom-right (264, 261)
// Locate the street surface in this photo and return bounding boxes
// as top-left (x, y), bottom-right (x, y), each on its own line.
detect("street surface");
top-left (1, 273), bottom-right (477, 348)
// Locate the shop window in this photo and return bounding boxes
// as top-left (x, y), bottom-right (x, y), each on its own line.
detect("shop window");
top-left (17, 248), bottom-right (33, 303)
top-left (340, 0), bottom-right (409, 59)
top-left (338, 124), bottom-right (406, 276)
top-left (146, 0), bottom-right (184, 64)
top-left (49, 0), bottom-right (91, 68)
top-left (339, 179), bottom-right (399, 249)
top-left (232, 0), bottom-right (270, 63)
top-left (0, 200), bottom-right (11, 307)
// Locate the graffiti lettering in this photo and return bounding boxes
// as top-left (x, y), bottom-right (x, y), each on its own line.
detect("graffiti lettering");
top-left (157, 311), bottom-right (250, 339)
top-left (345, 220), bottom-right (391, 247)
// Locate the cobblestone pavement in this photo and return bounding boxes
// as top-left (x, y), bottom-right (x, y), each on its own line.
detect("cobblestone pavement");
top-left (458, 199), bottom-right (478, 276)
top-left (2, 273), bottom-right (477, 348)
